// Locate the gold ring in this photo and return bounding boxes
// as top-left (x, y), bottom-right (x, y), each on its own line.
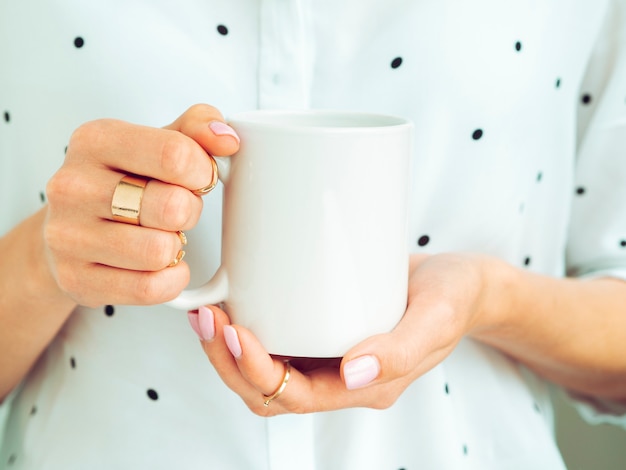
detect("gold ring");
top-left (263, 361), bottom-right (291, 407)
top-left (167, 231), bottom-right (187, 267)
top-left (192, 155), bottom-right (219, 196)
top-left (167, 250), bottom-right (186, 267)
top-left (176, 230), bottom-right (188, 246)
top-left (111, 175), bottom-right (148, 225)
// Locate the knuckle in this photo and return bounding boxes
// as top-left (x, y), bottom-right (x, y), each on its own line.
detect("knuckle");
top-left (159, 188), bottom-right (194, 229)
top-left (392, 347), bottom-right (415, 378)
top-left (134, 269), bottom-right (187, 305)
top-left (370, 393), bottom-right (398, 410)
top-left (43, 219), bottom-right (71, 255)
top-left (45, 168), bottom-right (75, 205)
top-left (185, 103), bottom-right (221, 120)
top-left (67, 119), bottom-right (109, 156)
top-left (141, 235), bottom-right (175, 270)
top-left (134, 273), bottom-right (163, 304)
top-left (54, 263), bottom-right (82, 298)
top-left (159, 133), bottom-right (193, 179)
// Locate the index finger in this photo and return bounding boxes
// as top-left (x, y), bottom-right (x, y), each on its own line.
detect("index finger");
top-left (68, 118), bottom-right (217, 191)
top-left (69, 103), bottom-right (240, 191)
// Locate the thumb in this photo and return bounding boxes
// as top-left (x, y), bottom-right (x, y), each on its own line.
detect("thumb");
top-left (165, 103), bottom-right (240, 157)
top-left (340, 331), bottom-right (415, 391)
top-left (341, 298), bottom-right (462, 391)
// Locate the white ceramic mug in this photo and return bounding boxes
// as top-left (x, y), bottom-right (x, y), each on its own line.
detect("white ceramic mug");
top-left (168, 110), bottom-right (412, 357)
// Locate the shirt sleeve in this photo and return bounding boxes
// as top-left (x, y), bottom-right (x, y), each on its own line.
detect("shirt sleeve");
top-left (564, 0), bottom-right (626, 427)
top-left (567, 0), bottom-right (626, 282)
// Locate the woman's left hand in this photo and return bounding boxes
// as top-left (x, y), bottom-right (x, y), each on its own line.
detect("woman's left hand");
top-left (189, 252), bottom-right (508, 416)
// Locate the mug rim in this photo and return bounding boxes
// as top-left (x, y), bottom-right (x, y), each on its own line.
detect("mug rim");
top-left (226, 109), bottom-right (413, 132)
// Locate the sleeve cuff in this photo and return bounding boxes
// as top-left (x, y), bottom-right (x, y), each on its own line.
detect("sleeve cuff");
top-left (565, 389), bottom-right (626, 429)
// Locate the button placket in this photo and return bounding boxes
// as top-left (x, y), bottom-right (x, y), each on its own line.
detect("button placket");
top-left (258, 0), bottom-right (314, 109)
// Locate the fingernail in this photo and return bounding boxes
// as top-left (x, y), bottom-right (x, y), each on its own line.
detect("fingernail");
top-left (223, 325), bottom-right (242, 358)
top-left (187, 310), bottom-right (202, 339)
top-left (198, 305), bottom-right (215, 341)
top-left (344, 355), bottom-right (380, 390)
top-left (209, 121), bottom-right (240, 143)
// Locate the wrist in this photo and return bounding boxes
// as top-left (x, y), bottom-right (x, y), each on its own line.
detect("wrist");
top-left (24, 207), bottom-right (77, 311)
top-left (469, 255), bottom-right (521, 339)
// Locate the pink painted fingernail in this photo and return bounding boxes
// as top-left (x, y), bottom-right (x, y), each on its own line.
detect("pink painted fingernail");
top-left (344, 355), bottom-right (380, 390)
top-left (209, 121), bottom-right (240, 143)
top-left (187, 310), bottom-right (202, 339)
top-left (223, 325), bottom-right (242, 358)
top-left (198, 305), bottom-right (215, 341)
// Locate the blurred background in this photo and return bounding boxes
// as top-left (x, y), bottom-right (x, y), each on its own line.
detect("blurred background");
top-left (554, 393), bottom-right (626, 469)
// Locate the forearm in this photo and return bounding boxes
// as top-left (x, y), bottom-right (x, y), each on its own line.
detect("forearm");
top-left (0, 207), bottom-right (76, 401)
top-left (472, 258), bottom-right (626, 401)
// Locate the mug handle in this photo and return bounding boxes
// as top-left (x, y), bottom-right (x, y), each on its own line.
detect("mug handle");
top-left (165, 156), bottom-right (231, 310)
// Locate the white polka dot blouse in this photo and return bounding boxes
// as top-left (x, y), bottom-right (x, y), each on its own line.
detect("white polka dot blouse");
top-left (1, 0), bottom-right (626, 469)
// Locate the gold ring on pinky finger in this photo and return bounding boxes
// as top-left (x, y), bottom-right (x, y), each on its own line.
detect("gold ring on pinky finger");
top-left (111, 175), bottom-right (149, 225)
top-left (192, 155), bottom-right (219, 196)
top-left (176, 230), bottom-right (188, 246)
top-left (263, 361), bottom-right (291, 407)
top-left (168, 250), bottom-right (186, 268)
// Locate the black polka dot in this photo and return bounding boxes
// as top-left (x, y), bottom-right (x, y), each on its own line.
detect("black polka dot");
top-left (217, 24), bottom-right (228, 35)
top-left (74, 37), bottom-right (85, 48)
top-left (463, 445), bottom-right (468, 456)
top-left (39, 191), bottom-right (46, 203)
top-left (64, 145), bottom-right (68, 154)
top-left (555, 78), bottom-right (561, 88)
top-left (104, 305), bottom-right (115, 317)
top-left (536, 172), bottom-right (543, 182)
top-left (417, 235), bottom-right (430, 247)
top-left (70, 357), bottom-right (76, 369)
top-left (575, 186), bottom-right (586, 196)
top-left (534, 402), bottom-right (541, 413)
top-left (581, 93), bottom-right (592, 105)
top-left (391, 57), bottom-right (403, 69)
top-left (524, 256), bottom-right (531, 267)
top-left (147, 389), bottom-right (159, 401)
top-left (7, 454), bottom-right (16, 465)
top-left (515, 41), bottom-right (522, 52)
top-left (444, 383), bottom-right (450, 394)
top-left (3, 111), bottom-right (9, 122)
top-left (30, 405), bottom-right (37, 416)
top-left (620, 240), bottom-right (626, 248)
top-left (472, 129), bottom-right (483, 140)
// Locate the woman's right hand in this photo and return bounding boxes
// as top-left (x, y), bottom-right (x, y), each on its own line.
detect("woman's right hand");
top-left (44, 104), bottom-right (240, 307)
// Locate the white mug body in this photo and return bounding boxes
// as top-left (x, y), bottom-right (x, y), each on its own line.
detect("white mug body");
top-left (172, 110), bottom-right (412, 357)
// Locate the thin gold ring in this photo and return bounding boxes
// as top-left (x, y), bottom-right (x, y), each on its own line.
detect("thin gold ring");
top-left (263, 361), bottom-right (291, 407)
top-left (167, 231), bottom-right (188, 267)
top-left (111, 175), bottom-right (148, 225)
top-left (192, 155), bottom-right (219, 196)
top-left (176, 230), bottom-right (187, 246)
top-left (167, 250), bottom-right (186, 267)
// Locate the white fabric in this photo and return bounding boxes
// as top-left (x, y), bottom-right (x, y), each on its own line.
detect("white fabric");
top-left (1, 0), bottom-right (626, 468)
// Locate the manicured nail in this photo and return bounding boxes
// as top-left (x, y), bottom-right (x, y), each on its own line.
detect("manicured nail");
top-left (209, 121), bottom-right (240, 143)
top-left (187, 310), bottom-right (202, 339)
top-left (198, 305), bottom-right (215, 341)
top-left (223, 325), bottom-right (242, 358)
top-left (344, 355), bottom-right (380, 390)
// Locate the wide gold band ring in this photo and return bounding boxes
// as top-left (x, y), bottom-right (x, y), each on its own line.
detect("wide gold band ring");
top-left (111, 175), bottom-right (148, 225)
top-left (263, 361), bottom-right (291, 407)
top-left (192, 155), bottom-right (219, 196)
